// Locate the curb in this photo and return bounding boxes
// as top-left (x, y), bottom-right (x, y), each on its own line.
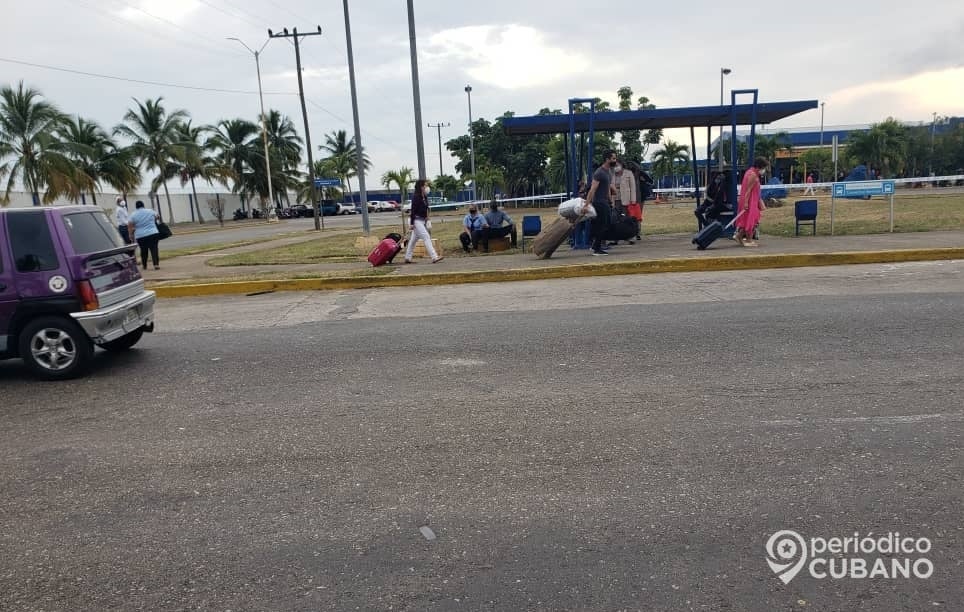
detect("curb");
top-left (150, 247), bottom-right (964, 299)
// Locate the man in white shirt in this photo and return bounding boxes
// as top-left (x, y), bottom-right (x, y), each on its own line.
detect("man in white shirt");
top-left (115, 197), bottom-right (131, 244)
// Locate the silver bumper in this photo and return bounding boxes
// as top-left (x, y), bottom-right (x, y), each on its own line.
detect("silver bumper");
top-left (71, 290), bottom-right (156, 344)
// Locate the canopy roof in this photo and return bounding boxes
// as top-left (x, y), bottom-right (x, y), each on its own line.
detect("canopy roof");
top-left (502, 100), bottom-right (819, 135)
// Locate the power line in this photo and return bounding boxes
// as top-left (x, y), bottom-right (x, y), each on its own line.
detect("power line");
top-left (0, 57), bottom-right (297, 96)
top-left (306, 99), bottom-right (409, 153)
top-left (68, 0), bottom-right (241, 60)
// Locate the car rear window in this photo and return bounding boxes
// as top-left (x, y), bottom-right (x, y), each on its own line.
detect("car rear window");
top-left (63, 211), bottom-right (123, 254)
top-left (8, 211), bottom-right (60, 272)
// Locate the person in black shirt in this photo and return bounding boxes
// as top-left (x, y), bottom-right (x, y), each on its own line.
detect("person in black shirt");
top-left (583, 149), bottom-right (618, 255)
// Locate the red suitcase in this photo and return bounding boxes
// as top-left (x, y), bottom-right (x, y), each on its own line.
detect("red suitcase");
top-left (368, 237), bottom-right (401, 266)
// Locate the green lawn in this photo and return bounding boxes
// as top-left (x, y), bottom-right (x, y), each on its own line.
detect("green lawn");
top-left (205, 192), bottom-right (964, 266)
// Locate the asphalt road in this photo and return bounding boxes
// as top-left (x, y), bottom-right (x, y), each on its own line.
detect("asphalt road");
top-left (1, 263), bottom-right (962, 611)
top-left (166, 212), bottom-right (407, 249)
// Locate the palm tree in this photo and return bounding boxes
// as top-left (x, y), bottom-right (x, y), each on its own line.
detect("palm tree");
top-left (263, 110), bottom-right (303, 207)
top-left (0, 81), bottom-right (79, 206)
top-left (651, 140), bottom-right (690, 185)
top-left (56, 116), bottom-right (138, 206)
top-left (114, 97), bottom-right (189, 221)
top-left (175, 120), bottom-right (234, 224)
top-left (319, 129), bottom-right (370, 200)
top-left (472, 165), bottom-right (505, 201)
top-left (382, 166), bottom-right (414, 204)
top-left (754, 131), bottom-right (792, 169)
top-left (206, 118), bottom-right (259, 209)
top-left (847, 118), bottom-right (907, 177)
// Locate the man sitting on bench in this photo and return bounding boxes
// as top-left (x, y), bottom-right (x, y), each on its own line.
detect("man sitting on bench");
top-left (695, 170), bottom-right (731, 230)
top-left (482, 201), bottom-right (517, 251)
top-left (459, 205), bottom-right (488, 252)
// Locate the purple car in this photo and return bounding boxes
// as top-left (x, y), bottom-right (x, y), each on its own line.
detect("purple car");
top-left (0, 206), bottom-right (155, 380)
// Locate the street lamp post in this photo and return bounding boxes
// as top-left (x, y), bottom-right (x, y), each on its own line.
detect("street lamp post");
top-left (465, 85), bottom-right (477, 202)
top-left (228, 37), bottom-right (274, 218)
top-left (719, 67), bottom-right (731, 170)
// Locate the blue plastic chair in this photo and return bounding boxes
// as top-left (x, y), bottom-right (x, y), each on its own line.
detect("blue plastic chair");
top-left (795, 200), bottom-right (818, 236)
top-left (521, 215), bottom-right (542, 253)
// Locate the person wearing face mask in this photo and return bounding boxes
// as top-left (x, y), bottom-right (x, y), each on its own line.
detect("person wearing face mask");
top-left (459, 205), bottom-right (488, 252)
top-left (583, 150), bottom-right (618, 255)
top-left (115, 196), bottom-right (131, 244)
top-left (613, 159), bottom-right (636, 218)
top-left (734, 157), bottom-right (769, 247)
top-left (404, 178), bottom-right (443, 263)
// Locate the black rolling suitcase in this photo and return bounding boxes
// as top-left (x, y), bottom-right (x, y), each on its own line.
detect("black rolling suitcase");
top-left (691, 210), bottom-right (743, 250)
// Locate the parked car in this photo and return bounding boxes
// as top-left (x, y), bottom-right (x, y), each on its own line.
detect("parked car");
top-left (385, 200), bottom-right (400, 211)
top-left (0, 206), bottom-right (156, 380)
top-left (286, 204), bottom-right (311, 218)
top-left (336, 203), bottom-right (357, 215)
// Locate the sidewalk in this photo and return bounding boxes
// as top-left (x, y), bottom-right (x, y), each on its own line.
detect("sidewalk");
top-left (145, 230), bottom-right (964, 297)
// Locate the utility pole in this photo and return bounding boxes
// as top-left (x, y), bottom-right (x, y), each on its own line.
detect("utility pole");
top-left (428, 122), bottom-right (449, 177)
top-left (465, 85), bottom-right (476, 202)
top-left (930, 112), bottom-right (937, 177)
top-left (341, 0), bottom-right (371, 235)
top-left (268, 26), bottom-right (324, 230)
top-left (407, 0), bottom-right (427, 179)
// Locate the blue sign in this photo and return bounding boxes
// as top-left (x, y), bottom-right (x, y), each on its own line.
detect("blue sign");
top-left (832, 180), bottom-right (895, 198)
top-left (313, 178), bottom-right (341, 188)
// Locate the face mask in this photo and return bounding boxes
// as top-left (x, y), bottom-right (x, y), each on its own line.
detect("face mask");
top-left (609, 161), bottom-right (617, 168)
top-left (423, 186), bottom-right (430, 195)
top-left (614, 165), bottom-right (622, 173)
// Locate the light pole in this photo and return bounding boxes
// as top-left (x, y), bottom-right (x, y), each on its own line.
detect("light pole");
top-left (228, 37), bottom-right (274, 217)
top-left (820, 102), bottom-right (825, 147)
top-left (719, 67), bottom-right (731, 170)
top-left (465, 85), bottom-right (477, 202)
top-left (341, 0), bottom-right (371, 235)
top-left (930, 112), bottom-right (937, 176)
top-left (407, 0), bottom-right (427, 179)
top-left (428, 122), bottom-right (450, 178)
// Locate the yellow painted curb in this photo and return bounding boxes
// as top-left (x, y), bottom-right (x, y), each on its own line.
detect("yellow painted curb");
top-left (150, 247), bottom-right (964, 298)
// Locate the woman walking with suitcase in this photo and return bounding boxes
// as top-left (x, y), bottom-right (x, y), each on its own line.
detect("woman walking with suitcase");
top-left (403, 178), bottom-right (443, 263)
top-left (735, 158), bottom-right (769, 247)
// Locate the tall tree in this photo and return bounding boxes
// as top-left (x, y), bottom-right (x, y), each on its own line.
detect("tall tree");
top-left (0, 81), bottom-right (78, 205)
top-left (114, 97), bottom-right (189, 221)
top-left (57, 116), bottom-right (138, 206)
top-left (175, 120), bottom-right (234, 224)
top-left (754, 131), bottom-right (793, 169)
top-left (263, 109), bottom-right (303, 206)
top-left (206, 118), bottom-right (259, 209)
top-left (381, 166), bottom-right (414, 204)
top-left (617, 86), bottom-right (642, 163)
top-left (847, 118), bottom-right (907, 177)
top-left (651, 140), bottom-right (690, 184)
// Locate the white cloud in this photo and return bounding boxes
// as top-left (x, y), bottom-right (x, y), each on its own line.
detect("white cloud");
top-left (827, 67), bottom-right (964, 123)
top-left (425, 25), bottom-right (591, 89)
top-left (117, 0), bottom-right (201, 23)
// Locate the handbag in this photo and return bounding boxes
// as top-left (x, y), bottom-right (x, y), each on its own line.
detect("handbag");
top-left (156, 222), bottom-right (173, 240)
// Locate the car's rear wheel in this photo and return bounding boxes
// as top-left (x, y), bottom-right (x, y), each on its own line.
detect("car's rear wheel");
top-left (18, 316), bottom-right (93, 380)
top-left (101, 328), bottom-right (145, 352)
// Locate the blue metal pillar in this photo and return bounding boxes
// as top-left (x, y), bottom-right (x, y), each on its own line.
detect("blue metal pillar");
top-left (567, 97), bottom-right (596, 250)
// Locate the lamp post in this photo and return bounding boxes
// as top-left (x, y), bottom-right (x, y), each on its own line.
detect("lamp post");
top-left (465, 85), bottom-right (477, 202)
top-left (228, 37), bottom-right (273, 217)
top-left (820, 102), bottom-right (825, 147)
top-left (930, 112), bottom-right (937, 176)
top-left (719, 67), bottom-right (731, 170)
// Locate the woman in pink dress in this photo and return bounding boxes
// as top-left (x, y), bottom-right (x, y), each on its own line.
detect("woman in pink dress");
top-left (735, 157), bottom-right (770, 247)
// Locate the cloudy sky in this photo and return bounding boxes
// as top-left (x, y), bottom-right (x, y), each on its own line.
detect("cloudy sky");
top-left (4, 0), bottom-right (964, 192)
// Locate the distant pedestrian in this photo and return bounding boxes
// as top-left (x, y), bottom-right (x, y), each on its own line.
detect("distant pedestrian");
top-left (613, 158), bottom-right (636, 217)
top-left (115, 197), bottom-right (131, 244)
top-left (127, 200), bottom-right (162, 270)
top-left (583, 149), bottom-right (618, 255)
top-left (804, 173), bottom-right (815, 195)
top-left (404, 178), bottom-right (443, 263)
top-left (735, 158), bottom-right (769, 247)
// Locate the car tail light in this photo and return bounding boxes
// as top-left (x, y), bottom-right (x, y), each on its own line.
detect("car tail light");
top-left (76, 279), bottom-right (99, 311)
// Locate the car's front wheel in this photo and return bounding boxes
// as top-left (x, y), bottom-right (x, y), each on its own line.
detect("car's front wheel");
top-left (18, 316), bottom-right (94, 380)
top-left (101, 328), bottom-right (145, 352)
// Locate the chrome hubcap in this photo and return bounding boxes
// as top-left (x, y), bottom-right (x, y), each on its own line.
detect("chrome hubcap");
top-left (29, 328), bottom-right (77, 371)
